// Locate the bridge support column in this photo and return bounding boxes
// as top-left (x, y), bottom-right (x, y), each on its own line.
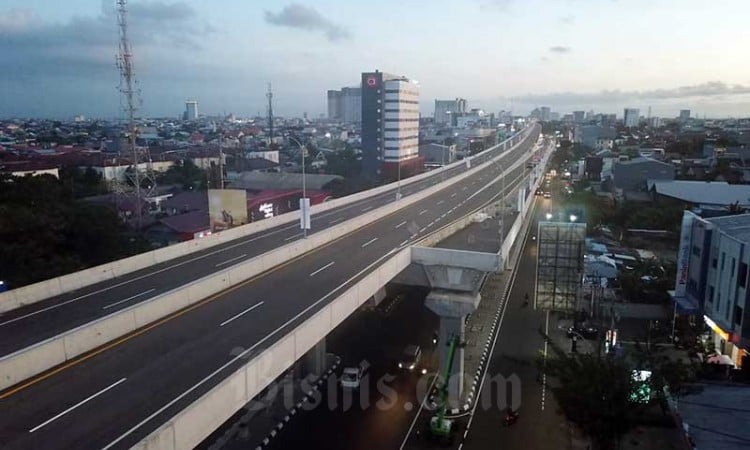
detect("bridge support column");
top-left (366, 287), bottom-right (387, 308)
top-left (426, 290), bottom-right (479, 408)
top-left (302, 339), bottom-right (326, 378)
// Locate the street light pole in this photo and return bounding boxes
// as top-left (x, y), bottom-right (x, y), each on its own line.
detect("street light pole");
top-left (288, 136), bottom-right (308, 238)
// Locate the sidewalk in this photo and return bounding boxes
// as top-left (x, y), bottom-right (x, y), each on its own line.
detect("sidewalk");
top-left (199, 354), bottom-right (340, 450)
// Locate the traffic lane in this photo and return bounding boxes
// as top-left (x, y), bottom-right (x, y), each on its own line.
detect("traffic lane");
top-left (0, 131), bottom-right (531, 356)
top-left (461, 201), bottom-right (568, 450)
top-left (266, 291), bottom-right (439, 450)
top-left (0, 133), bottom-right (539, 448)
top-left (0, 163), bottom-right (458, 354)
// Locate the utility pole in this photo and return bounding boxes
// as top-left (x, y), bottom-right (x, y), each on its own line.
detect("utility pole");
top-left (267, 83), bottom-right (274, 145)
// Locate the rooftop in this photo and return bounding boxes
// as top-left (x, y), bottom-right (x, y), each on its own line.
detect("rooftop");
top-left (649, 180), bottom-right (750, 207)
top-left (679, 383), bottom-right (750, 450)
top-left (706, 213), bottom-right (750, 243)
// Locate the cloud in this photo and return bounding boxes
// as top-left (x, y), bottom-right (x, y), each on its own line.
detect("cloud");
top-left (0, 2), bottom-right (213, 76)
top-left (0, 2), bottom-right (218, 118)
top-left (479, 0), bottom-right (513, 11)
top-left (559, 15), bottom-right (575, 25)
top-left (510, 82), bottom-right (750, 106)
top-left (264, 4), bottom-right (351, 42)
top-left (549, 46), bottom-right (571, 53)
top-left (0, 8), bottom-right (35, 32)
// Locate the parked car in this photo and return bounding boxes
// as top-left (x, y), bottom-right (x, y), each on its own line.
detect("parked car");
top-left (341, 361), bottom-right (369, 388)
top-left (567, 324), bottom-right (599, 340)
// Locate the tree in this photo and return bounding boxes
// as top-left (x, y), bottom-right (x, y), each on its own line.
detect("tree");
top-left (157, 159), bottom-right (207, 190)
top-left (539, 335), bottom-right (640, 450)
top-left (0, 173), bottom-right (146, 288)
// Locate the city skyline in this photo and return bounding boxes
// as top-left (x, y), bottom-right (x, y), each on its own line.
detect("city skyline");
top-left (2, 0), bottom-right (750, 119)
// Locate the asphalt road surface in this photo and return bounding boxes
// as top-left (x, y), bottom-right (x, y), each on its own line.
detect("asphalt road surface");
top-left (265, 286), bottom-right (440, 450)
top-left (399, 192), bottom-right (571, 450)
top-left (0, 126), bottom-right (543, 449)
top-left (0, 130), bottom-right (527, 357)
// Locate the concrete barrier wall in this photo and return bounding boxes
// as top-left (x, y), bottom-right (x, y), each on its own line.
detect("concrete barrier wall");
top-left (500, 143), bottom-right (552, 268)
top-left (0, 129), bottom-right (540, 392)
top-left (0, 129), bottom-right (533, 314)
top-left (133, 249), bottom-right (413, 450)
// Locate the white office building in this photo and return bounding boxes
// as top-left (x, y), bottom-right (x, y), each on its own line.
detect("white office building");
top-left (624, 108), bottom-right (640, 127)
top-left (434, 98), bottom-right (467, 126)
top-left (185, 100), bottom-right (199, 121)
top-left (383, 78), bottom-right (420, 163)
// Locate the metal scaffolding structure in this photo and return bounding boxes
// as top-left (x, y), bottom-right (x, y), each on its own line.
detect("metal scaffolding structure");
top-left (535, 221), bottom-right (586, 312)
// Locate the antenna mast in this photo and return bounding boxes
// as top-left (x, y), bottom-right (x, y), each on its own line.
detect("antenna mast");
top-left (267, 83), bottom-right (274, 145)
top-left (116, 0), bottom-right (155, 229)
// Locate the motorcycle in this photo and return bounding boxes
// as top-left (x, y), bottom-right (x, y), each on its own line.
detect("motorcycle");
top-left (503, 410), bottom-right (519, 427)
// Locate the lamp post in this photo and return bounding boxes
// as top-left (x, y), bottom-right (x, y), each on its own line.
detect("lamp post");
top-left (288, 136), bottom-right (309, 237)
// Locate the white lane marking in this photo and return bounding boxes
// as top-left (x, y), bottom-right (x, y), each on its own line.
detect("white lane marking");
top-left (219, 301), bottom-right (265, 327)
top-left (309, 261), bottom-right (335, 277)
top-left (329, 217), bottom-right (345, 225)
top-left (102, 289), bottom-right (157, 310)
top-left (395, 221), bottom-right (407, 229)
top-left (437, 200), bottom-right (444, 206)
top-left (419, 227), bottom-right (427, 233)
top-left (419, 209), bottom-right (428, 216)
top-left (284, 233), bottom-right (303, 242)
top-left (0, 223), bottom-right (302, 325)
top-left (451, 193), bottom-right (457, 198)
top-left (0, 159), bottom-right (458, 324)
top-left (103, 246), bottom-right (407, 450)
top-left (399, 374), bottom-right (439, 449)
top-left (361, 237), bottom-right (378, 248)
top-left (215, 253), bottom-right (249, 267)
top-left (30, 378), bottom-right (127, 433)
top-left (400, 240), bottom-right (409, 247)
top-left (361, 206), bottom-right (373, 212)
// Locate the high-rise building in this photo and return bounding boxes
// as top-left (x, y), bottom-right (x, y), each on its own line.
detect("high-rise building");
top-left (327, 87), bottom-right (362, 122)
top-left (679, 109), bottom-right (691, 122)
top-left (361, 70), bottom-right (420, 178)
top-left (624, 108), bottom-right (640, 127)
top-left (434, 98), bottom-right (467, 126)
top-left (573, 111), bottom-right (585, 123)
top-left (341, 87), bottom-right (361, 123)
top-left (185, 100), bottom-right (198, 121)
top-left (540, 106), bottom-right (551, 122)
top-left (327, 90), bottom-right (342, 120)
top-left (648, 116), bottom-right (662, 128)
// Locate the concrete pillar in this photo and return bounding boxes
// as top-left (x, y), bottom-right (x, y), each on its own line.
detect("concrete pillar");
top-left (366, 287), bottom-right (387, 308)
top-left (426, 291), bottom-right (479, 407)
top-left (302, 339), bottom-right (326, 378)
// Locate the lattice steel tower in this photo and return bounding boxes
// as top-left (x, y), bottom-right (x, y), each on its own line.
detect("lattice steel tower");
top-left (116, 0), bottom-right (156, 229)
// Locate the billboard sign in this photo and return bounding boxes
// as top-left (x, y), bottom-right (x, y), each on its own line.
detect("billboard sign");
top-left (673, 211), bottom-right (695, 298)
top-left (208, 189), bottom-right (248, 232)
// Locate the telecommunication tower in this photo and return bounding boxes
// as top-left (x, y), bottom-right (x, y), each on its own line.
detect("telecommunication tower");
top-left (116, 0), bottom-right (156, 229)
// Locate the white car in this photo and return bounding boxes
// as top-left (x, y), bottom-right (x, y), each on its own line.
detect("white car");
top-left (341, 362), bottom-right (368, 388)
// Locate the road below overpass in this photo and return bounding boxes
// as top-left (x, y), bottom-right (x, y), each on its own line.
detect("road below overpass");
top-left (0, 131), bottom-right (524, 357)
top-left (0, 126), bottom-right (541, 450)
top-left (399, 195), bottom-right (570, 450)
